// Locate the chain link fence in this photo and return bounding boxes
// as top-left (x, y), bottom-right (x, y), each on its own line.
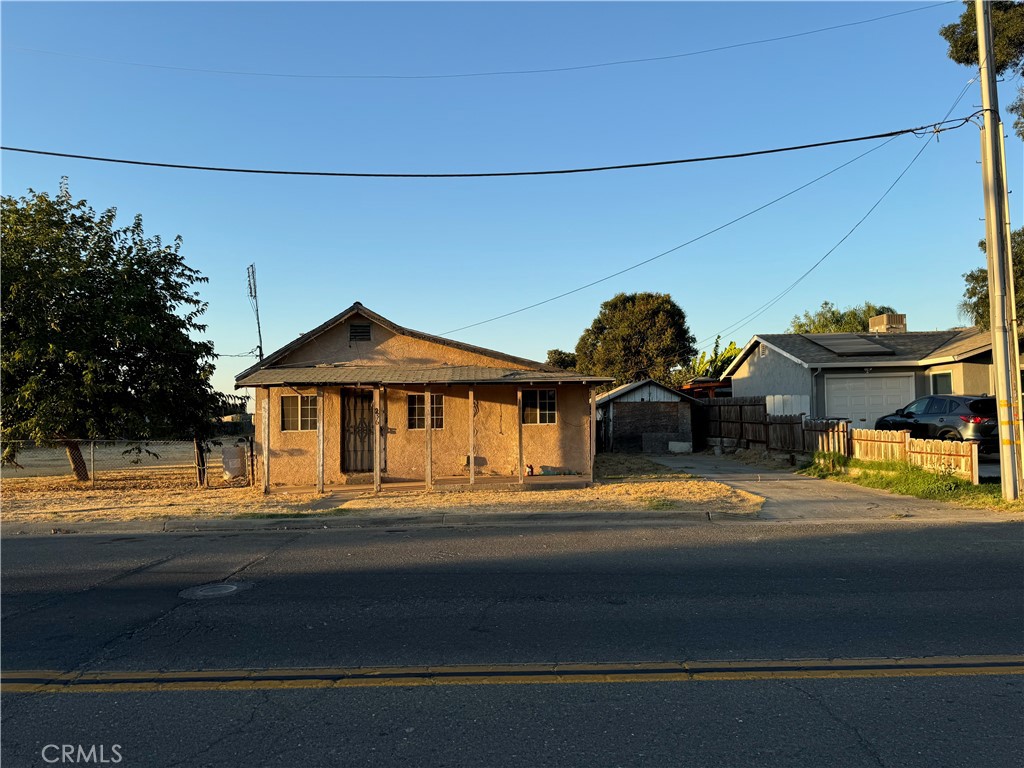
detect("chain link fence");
top-left (0, 438), bottom-right (255, 490)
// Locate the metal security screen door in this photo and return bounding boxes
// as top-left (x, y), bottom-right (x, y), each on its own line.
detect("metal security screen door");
top-left (342, 392), bottom-right (376, 472)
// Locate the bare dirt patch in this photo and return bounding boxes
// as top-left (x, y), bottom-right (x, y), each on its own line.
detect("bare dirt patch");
top-left (1, 470), bottom-right (318, 524)
top-left (1, 456), bottom-right (763, 523)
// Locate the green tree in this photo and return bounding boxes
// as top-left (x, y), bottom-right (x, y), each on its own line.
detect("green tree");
top-left (958, 226), bottom-right (1024, 328)
top-left (940, 0), bottom-right (1024, 140)
top-left (574, 292), bottom-right (696, 386)
top-left (671, 336), bottom-right (740, 387)
top-left (788, 301), bottom-right (899, 334)
top-left (1, 181), bottom-right (237, 479)
top-left (545, 349), bottom-right (577, 370)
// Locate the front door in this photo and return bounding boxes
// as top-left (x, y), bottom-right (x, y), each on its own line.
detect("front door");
top-left (342, 392), bottom-right (375, 472)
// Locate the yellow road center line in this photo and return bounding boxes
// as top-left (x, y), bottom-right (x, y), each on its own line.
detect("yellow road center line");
top-left (3, 655), bottom-right (1022, 693)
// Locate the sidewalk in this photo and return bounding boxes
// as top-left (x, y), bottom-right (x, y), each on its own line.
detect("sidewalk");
top-left (650, 452), bottom-right (1016, 523)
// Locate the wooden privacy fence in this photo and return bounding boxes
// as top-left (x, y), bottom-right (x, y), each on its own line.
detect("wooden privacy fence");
top-left (851, 429), bottom-right (980, 484)
top-left (706, 400), bottom-right (850, 454)
top-left (705, 397), bottom-right (769, 448)
top-left (803, 418), bottom-right (851, 455)
top-left (702, 398), bottom-right (980, 484)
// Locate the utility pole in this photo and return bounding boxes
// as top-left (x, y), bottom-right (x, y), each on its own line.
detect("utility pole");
top-left (976, 0), bottom-right (1021, 500)
top-left (247, 264), bottom-right (265, 361)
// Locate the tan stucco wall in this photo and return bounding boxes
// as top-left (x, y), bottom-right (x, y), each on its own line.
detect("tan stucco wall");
top-left (274, 313), bottom-right (533, 370)
top-left (924, 363), bottom-right (994, 396)
top-left (254, 383), bottom-right (593, 488)
top-left (254, 386), bottom-right (346, 488)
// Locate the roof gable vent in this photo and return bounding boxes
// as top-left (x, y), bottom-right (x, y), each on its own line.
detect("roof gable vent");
top-left (349, 323), bottom-right (372, 342)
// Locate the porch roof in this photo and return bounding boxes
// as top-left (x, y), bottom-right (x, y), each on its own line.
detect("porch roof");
top-left (236, 364), bottom-right (612, 388)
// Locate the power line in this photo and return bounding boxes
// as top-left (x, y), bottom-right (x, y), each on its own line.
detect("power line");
top-left (692, 76), bottom-right (982, 352)
top-left (440, 114), bottom-right (978, 337)
top-left (0, 116), bottom-right (974, 179)
top-left (9, 3), bottom-right (954, 81)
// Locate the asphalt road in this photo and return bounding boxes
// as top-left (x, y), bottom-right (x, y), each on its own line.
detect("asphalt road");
top-left (2, 520), bottom-right (1022, 767)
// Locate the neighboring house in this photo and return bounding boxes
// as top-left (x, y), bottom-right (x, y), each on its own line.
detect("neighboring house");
top-left (235, 302), bottom-right (611, 491)
top-left (595, 379), bottom-right (698, 453)
top-left (677, 377), bottom-right (732, 400)
top-left (722, 313), bottom-right (1012, 428)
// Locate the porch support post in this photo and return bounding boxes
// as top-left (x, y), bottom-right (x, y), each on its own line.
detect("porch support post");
top-left (517, 388), bottom-right (525, 484)
top-left (373, 385), bottom-right (382, 493)
top-left (468, 387), bottom-right (476, 485)
top-left (424, 386), bottom-right (433, 491)
top-left (589, 386), bottom-right (597, 480)
top-left (316, 387), bottom-right (324, 494)
top-left (261, 386), bottom-right (271, 494)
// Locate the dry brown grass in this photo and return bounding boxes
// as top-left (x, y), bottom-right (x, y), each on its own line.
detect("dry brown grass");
top-left (593, 453), bottom-right (687, 478)
top-left (1, 470), bottom-right (319, 524)
top-left (335, 478), bottom-right (761, 516)
top-left (1, 456), bottom-right (763, 523)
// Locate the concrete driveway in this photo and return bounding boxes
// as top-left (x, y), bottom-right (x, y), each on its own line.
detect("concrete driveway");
top-left (651, 452), bottom-right (1014, 523)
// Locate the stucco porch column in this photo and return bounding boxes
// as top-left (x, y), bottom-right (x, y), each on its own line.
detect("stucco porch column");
top-left (373, 385), bottom-right (382, 493)
top-left (261, 386), bottom-right (270, 494)
top-left (316, 387), bottom-right (325, 494)
top-left (517, 388), bottom-right (525, 484)
top-left (589, 386), bottom-right (597, 480)
top-left (468, 387), bottom-right (476, 485)
top-left (424, 386), bottom-right (433, 491)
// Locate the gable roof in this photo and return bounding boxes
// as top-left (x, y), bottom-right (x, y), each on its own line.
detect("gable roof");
top-left (595, 378), bottom-right (700, 406)
top-left (236, 302), bottom-right (611, 388)
top-left (722, 327), bottom-right (992, 377)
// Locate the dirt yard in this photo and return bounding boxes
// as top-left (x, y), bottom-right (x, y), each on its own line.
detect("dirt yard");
top-left (0, 455), bottom-right (763, 524)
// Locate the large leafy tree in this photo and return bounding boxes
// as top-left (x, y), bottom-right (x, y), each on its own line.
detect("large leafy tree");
top-left (959, 226), bottom-right (1024, 328)
top-left (545, 349), bottom-right (577, 370)
top-left (940, 0), bottom-right (1024, 140)
top-left (574, 292), bottom-right (696, 386)
top-left (1, 181), bottom-right (233, 479)
top-left (788, 301), bottom-right (899, 334)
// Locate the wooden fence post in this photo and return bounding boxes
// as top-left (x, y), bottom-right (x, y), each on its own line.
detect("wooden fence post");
top-left (248, 436), bottom-right (255, 487)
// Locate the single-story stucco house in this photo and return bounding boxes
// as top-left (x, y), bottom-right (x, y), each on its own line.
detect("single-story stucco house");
top-left (722, 314), bottom-right (1018, 428)
top-left (595, 379), bottom-right (698, 453)
top-left (235, 302), bottom-right (612, 492)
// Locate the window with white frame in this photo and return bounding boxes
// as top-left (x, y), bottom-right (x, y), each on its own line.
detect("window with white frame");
top-left (931, 372), bottom-right (953, 395)
top-left (408, 393), bottom-right (443, 430)
top-left (522, 389), bottom-right (557, 424)
top-left (281, 394), bottom-right (317, 431)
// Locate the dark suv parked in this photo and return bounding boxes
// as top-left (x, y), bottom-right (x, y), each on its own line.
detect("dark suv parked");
top-left (874, 395), bottom-right (997, 453)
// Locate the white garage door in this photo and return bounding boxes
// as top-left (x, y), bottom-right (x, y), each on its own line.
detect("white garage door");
top-left (824, 374), bottom-right (915, 427)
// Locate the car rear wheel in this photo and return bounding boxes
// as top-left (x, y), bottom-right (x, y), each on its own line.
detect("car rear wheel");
top-left (937, 429), bottom-right (962, 441)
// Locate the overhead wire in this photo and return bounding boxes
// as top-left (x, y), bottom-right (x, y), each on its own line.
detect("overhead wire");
top-left (523, 76), bottom-right (986, 384)
top-left (7, 3), bottom-right (954, 81)
top-left (440, 113), bottom-right (979, 337)
top-left (0, 116), bottom-right (975, 179)
top-left (691, 74), bottom-right (983, 353)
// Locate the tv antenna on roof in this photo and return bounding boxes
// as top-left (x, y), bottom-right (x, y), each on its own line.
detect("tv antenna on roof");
top-left (247, 264), bottom-right (264, 361)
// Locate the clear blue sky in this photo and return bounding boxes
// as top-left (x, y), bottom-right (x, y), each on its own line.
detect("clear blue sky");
top-left (3, 1), bottom-right (1022, 399)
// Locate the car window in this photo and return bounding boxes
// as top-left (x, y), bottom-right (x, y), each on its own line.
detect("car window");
top-left (925, 398), bottom-right (949, 415)
top-left (967, 398), bottom-right (997, 417)
top-left (903, 398), bottom-right (930, 416)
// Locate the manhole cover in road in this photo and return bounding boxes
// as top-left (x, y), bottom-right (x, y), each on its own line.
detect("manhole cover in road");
top-left (179, 582), bottom-right (253, 600)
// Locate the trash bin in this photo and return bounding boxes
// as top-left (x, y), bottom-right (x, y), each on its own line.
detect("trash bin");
top-left (222, 444), bottom-right (247, 481)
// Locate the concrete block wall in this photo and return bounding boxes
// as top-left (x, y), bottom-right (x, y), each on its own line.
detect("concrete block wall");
top-left (612, 401), bottom-right (692, 453)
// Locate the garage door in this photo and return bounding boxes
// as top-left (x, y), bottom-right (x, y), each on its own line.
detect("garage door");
top-left (824, 374), bottom-right (915, 427)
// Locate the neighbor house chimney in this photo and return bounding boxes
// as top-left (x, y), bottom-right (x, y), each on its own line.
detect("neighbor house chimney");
top-left (869, 313), bottom-right (907, 334)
